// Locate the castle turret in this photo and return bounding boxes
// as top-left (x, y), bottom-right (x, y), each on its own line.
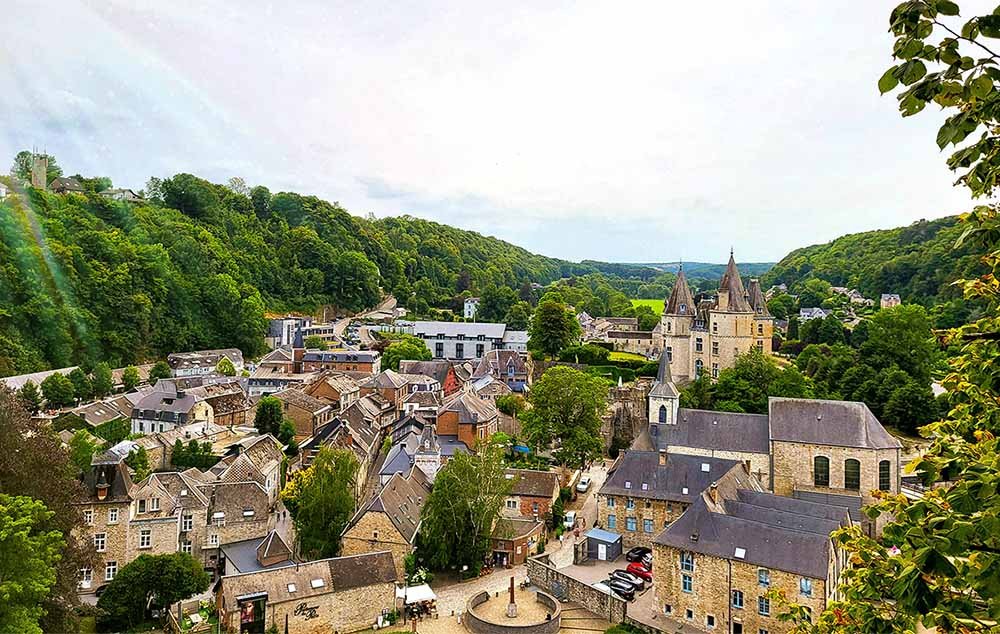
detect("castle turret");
top-left (661, 266), bottom-right (696, 382)
top-left (648, 350), bottom-right (679, 425)
top-left (747, 278), bottom-right (770, 317)
top-left (717, 251), bottom-right (752, 313)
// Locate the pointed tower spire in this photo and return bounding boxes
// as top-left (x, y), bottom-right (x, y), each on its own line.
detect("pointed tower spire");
top-left (664, 268), bottom-right (695, 315)
top-left (747, 278), bottom-right (770, 317)
top-left (718, 251), bottom-right (752, 312)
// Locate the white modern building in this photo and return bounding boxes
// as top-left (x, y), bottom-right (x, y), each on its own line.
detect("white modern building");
top-left (464, 297), bottom-right (480, 319)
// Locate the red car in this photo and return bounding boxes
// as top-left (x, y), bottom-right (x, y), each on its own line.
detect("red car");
top-left (626, 561), bottom-right (653, 581)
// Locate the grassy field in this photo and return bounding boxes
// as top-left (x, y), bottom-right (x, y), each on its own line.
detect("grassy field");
top-left (609, 351), bottom-right (649, 363)
top-left (631, 298), bottom-right (664, 313)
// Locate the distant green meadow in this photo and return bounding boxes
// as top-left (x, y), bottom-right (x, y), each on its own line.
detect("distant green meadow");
top-left (631, 298), bottom-right (664, 313)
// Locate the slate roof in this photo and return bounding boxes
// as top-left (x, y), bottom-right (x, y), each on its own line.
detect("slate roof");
top-left (411, 320), bottom-right (507, 339)
top-left (718, 253), bottom-right (753, 312)
top-left (599, 451), bottom-right (742, 503)
top-left (653, 409), bottom-right (770, 455)
top-left (440, 390), bottom-right (498, 424)
top-left (665, 268), bottom-right (695, 315)
top-left (747, 278), bottom-right (771, 317)
top-left (72, 399), bottom-right (128, 426)
top-left (649, 353), bottom-right (678, 398)
top-left (505, 469), bottom-right (559, 499)
top-left (300, 350), bottom-right (380, 363)
top-left (350, 467), bottom-right (431, 544)
top-left (272, 388), bottom-right (330, 415)
top-left (398, 360), bottom-right (452, 385)
top-left (403, 390), bottom-right (441, 408)
top-left (220, 551), bottom-right (396, 607)
top-left (168, 348), bottom-right (244, 371)
top-left (361, 370), bottom-right (409, 390)
top-left (768, 398), bottom-right (901, 449)
top-left (133, 381), bottom-right (198, 419)
top-left (655, 489), bottom-right (850, 580)
top-left (221, 532), bottom-right (294, 574)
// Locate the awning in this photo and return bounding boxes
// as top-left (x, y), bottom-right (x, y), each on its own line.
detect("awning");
top-left (396, 584), bottom-right (437, 604)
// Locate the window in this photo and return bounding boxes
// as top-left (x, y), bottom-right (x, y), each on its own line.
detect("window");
top-left (108, 508), bottom-right (118, 523)
top-left (182, 514), bottom-right (193, 531)
top-left (712, 341), bottom-right (719, 355)
top-left (83, 510), bottom-right (93, 525)
top-left (643, 519), bottom-right (654, 533)
top-left (658, 405), bottom-right (667, 423)
top-left (682, 575), bottom-right (693, 593)
top-left (663, 604), bottom-right (672, 615)
top-left (758, 596), bottom-right (770, 616)
top-left (79, 567), bottom-right (92, 589)
top-left (138, 499), bottom-right (146, 514)
top-left (680, 551), bottom-right (694, 571)
top-left (94, 533), bottom-right (106, 552)
top-left (624, 481), bottom-right (632, 490)
top-left (666, 346), bottom-right (672, 362)
top-left (641, 483), bottom-right (649, 491)
top-left (435, 343), bottom-right (444, 357)
top-left (626, 498), bottom-right (635, 510)
top-left (666, 321), bottom-right (672, 332)
top-left (287, 583), bottom-right (297, 593)
top-left (506, 499), bottom-right (518, 510)
top-left (310, 578), bottom-right (325, 589)
top-left (800, 578), bottom-right (813, 597)
top-left (181, 541), bottom-right (192, 554)
top-left (758, 568), bottom-right (770, 587)
top-left (476, 344), bottom-right (485, 357)
top-left (209, 534), bottom-right (219, 546)
top-left (695, 337), bottom-right (703, 352)
top-left (756, 339), bottom-right (764, 351)
top-left (626, 517), bottom-right (637, 531)
top-left (814, 456), bottom-right (830, 487)
top-left (607, 514), bottom-right (616, 530)
top-left (879, 460), bottom-right (892, 491)
top-left (757, 323), bottom-right (764, 335)
top-left (733, 625), bottom-right (743, 634)
top-left (606, 497), bottom-right (615, 508)
top-left (695, 359), bottom-right (703, 376)
top-left (712, 322), bottom-right (718, 333)
top-left (105, 561), bottom-right (117, 581)
top-left (456, 343), bottom-right (464, 358)
top-left (685, 609), bottom-right (693, 620)
top-left (139, 529), bottom-right (151, 549)
top-left (712, 363), bottom-right (719, 378)
top-left (844, 459), bottom-right (861, 490)
top-left (707, 615), bottom-right (715, 629)
top-left (732, 590), bottom-right (744, 608)
top-left (758, 630), bottom-right (767, 634)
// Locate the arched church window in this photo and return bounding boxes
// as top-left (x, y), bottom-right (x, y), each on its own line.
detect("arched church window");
top-left (659, 405), bottom-right (667, 424)
top-left (844, 459), bottom-right (861, 490)
top-left (695, 359), bottom-right (704, 377)
top-left (813, 456), bottom-right (829, 487)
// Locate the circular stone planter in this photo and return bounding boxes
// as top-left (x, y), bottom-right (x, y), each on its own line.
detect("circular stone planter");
top-left (464, 588), bottom-right (561, 634)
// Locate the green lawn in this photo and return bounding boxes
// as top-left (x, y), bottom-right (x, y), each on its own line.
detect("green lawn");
top-left (630, 298), bottom-right (664, 313)
top-left (609, 351), bottom-right (648, 362)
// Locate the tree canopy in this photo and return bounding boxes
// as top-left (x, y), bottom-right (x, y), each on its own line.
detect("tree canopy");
top-left (96, 553), bottom-right (209, 631)
top-left (0, 495), bottom-right (65, 634)
top-left (522, 366), bottom-right (608, 468)
top-left (282, 447), bottom-right (358, 559)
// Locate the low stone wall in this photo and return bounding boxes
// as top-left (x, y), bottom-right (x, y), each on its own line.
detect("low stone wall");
top-left (464, 590), bottom-right (561, 634)
top-left (525, 554), bottom-right (626, 624)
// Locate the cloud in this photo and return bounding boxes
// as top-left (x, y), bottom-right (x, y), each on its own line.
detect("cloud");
top-left (0, 0), bottom-right (976, 262)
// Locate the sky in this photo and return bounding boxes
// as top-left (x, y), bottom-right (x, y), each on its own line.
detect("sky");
top-left (0, 1), bottom-right (982, 263)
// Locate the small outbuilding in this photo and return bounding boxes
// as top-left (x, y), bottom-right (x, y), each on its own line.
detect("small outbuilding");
top-left (584, 527), bottom-right (622, 562)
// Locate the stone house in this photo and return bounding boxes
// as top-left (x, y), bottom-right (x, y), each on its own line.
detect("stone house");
top-left (437, 390), bottom-right (499, 446)
top-left (271, 388), bottom-right (333, 440)
top-left (49, 176), bottom-right (84, 193)
top-left (185, 380), bottom-right (255, 428)
top-left (217, 551), bottom-right (397, 634)
top-left (470, 374), bottom-right (513, 403)
top-left (304, 372), bottom-right (361, 412)
top-left (652, 480), bottom-right (851, 634)
top-left (218, 530), bottom-right (294, 576)
top-left (606, 330), bottom-right (659, 359)
top-left (401, 389), bottom-right (442, 419)
top-left (168, 348), bottom-right (245, 378)
top-left (340, 467), bottom-right (431, 580)
top-left (491, 516), bottom-right (545, 566)
top-left (880, 293), bottom-right (901, 309)
top-left (597, 450), bottom-right (748, 549)
top-left (130, 381), bottom-right (214, 435)
top-left (359, 370), bottom-right (414, 412)
top-left (75, 457), bottom-right (135, 596)
top-left (342, 392), bottom-right (396, 433)
top-left (503, 468), bottom-right (560, 519)
top-left (471, 349), bottom-right (530, 393)
top-left (299, 349), bottom-right (381, 375)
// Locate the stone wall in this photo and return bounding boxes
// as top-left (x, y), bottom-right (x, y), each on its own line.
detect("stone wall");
top-left (526, 555), bottom-right (626, 624)
top-left (223, 582), bottom-right (396, 634)
top-left (340, 512), bottom-right (411, 581)
top-left (603, 383), bottom-right (650, 450)
top-left (464, 590), bottom-right (562, 634)
top-left (597, 493), bottom-right (686, 550)
top-left (75, 500), bottom-right (131, 596)
top-left (652, 543), bottom-right (828, 634)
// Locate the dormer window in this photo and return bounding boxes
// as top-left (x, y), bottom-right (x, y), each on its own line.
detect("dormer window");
top-left (641, 483), bottom-right (648, 491)
top-left (679, 304), bottom-right (686, 314)
top-left (138, 499), bottom-right (146, 514)
top-left (243, 509), bottom-right (255, 518)
top-left (624, 481), bottom-right (632, 489)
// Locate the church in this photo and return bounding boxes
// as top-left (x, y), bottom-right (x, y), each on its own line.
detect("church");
top-left (655, 251), bottom-right (773, 385)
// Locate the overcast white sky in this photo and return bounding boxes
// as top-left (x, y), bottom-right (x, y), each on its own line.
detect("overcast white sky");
top-left (0, 1), bottom-right (981, 262)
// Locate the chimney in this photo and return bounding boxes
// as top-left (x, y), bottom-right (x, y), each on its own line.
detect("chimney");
top-left (709, 482), bottom-right (718, 505)
top-left (658, 450), bottom-right (667, 466)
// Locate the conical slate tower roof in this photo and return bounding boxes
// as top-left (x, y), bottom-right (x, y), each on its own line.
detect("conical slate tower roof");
top-left (747, 278), bottom-right (770, 317)
top-left (718, 252), bottom-right (752, 312)
top-left (664, 267), bottom-right (695, 315)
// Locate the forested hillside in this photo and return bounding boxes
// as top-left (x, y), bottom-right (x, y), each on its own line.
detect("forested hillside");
top-left (0, 172), bottom-right (592, 376)
top-left (762, 216), bottom-right (986, 325)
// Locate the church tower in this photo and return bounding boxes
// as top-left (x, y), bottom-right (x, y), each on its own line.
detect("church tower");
top-left (661, 266), bottom-right (695, 382)
top-left (648, 348), bottom-right (679, 425)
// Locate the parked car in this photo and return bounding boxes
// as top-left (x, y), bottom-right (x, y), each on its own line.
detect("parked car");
top-left (609, 569), bottom-right (645, 591)
top-left (563, 510), bottom-right (577, 529)
top-left (606, 578), bottom-right (636, 601)
top-left (625, 546), bottom-right (652, 562)
top-left (626, 561), bottom-right (653, 582)
top-left (576, 475), bottom-right (592, 492)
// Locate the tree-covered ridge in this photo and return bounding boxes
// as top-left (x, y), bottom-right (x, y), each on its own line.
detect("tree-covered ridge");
top-left (762, 215), bottom-right (986, 322)
top-left (0, 171), bottom-right (595, 376)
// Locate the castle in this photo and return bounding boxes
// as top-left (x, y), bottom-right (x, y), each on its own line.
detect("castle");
top-left (654, 251), bottom-right (773, 392)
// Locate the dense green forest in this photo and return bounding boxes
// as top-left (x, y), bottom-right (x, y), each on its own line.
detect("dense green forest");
top-left (762, 216), bottom-right (986, 325)
top-left (0, 170), bottom-right (597, 376)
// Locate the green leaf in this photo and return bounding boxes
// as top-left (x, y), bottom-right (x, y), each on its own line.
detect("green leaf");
top-left (902, 59), bottom-right (928, 85)
top-left (879, 66), bottom-right (900, 94)
top-left (937, 0), bottom-right (960, 16)
top-left (972, 74), bottom-right (994, 98)
top-left (937, 123), bottom-right (955, 148)
top-left (980, 14), bottom-right (1000, 37)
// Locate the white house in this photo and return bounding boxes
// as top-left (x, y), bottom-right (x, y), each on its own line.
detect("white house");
top-left (464, 297), bottom-right (480, 319)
